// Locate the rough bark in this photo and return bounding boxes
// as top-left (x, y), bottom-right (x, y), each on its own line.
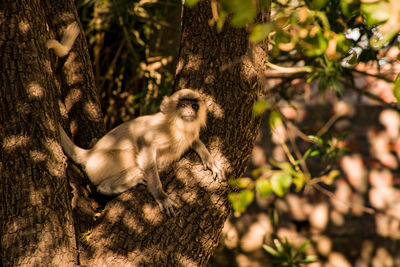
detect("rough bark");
top-left (82, 1), bottom-right (268, 266)
top-left (0, 1), bottom-right (77, 266)
top-left (0, 0), bottom-right (103, 266)
top-left (41, 0), bottom-right (105, 252)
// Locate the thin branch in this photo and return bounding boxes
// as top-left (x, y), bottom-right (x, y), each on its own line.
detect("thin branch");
top-left (348, 68), bottom-right (395, 83)
top-left (277, 110), bottom-right (320, 145)
top-left (264, 70), bottom-right (308, 79)
top-left (267, 62), bottom-right (313, 73)
top-left (99, 39), bottom-right (125, 93)
top-left (285, 119), bottom-right (311, 178)
top-left (312, 183), bottom-right (376, 215)
top-left (274, 129), bottom-right (298, 167)
top-left (316, 113), bottom-right (340, 137)
top-left (342, 80), bottom-right (400, 112)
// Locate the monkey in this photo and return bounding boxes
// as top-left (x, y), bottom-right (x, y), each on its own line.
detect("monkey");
top-left (46, 21), bottom-right (80, 57)
top-left (59, 89), bottom-right (224, 216)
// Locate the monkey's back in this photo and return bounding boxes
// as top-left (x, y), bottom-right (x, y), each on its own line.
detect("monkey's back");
top-left (83, 113), bottom-right (166, 184)
top-left (82, 110), bottom-right (202, 185)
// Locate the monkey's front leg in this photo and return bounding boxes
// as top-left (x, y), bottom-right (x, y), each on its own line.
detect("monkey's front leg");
top-left (192, 139), bottom-right (224, 180)
top-left (139, 148), bottom-right (177, 217)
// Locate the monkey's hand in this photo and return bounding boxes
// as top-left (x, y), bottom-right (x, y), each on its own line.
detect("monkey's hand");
top-left (156, 197), bottom-right (177, 217)
top-left (192, 139), bottom-right (225, 180)
top-left (202, 158), bottom-right (224, 180)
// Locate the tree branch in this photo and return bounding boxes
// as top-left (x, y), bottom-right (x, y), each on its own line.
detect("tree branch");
top-left (348, 68), bottom-right (395, 83)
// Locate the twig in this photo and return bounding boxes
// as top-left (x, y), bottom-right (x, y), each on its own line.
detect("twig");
top-left (264, 71), bottom-right (308, 79)
top-left (278, 110), bottom-right (320, 145)
top-left (267, 62), bottom-right (313, 73)
top-left (312, 183), bottom-right (376, 215)
top-left (316, 113), bottom-right (340, 137)
top-left (348, 68), bottom-right (395, 83)
top-left (342, 80), bottom-right (400, 112)
top-left (99, 39), bottom-right (125, 93)
top-left (284, 118), bottom-right (311, 179)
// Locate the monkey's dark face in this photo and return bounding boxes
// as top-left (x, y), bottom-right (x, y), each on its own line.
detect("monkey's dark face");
top-left (177, 99), bottom-right (200, 122)
top-left (160, 89), bottom-right (207, 127)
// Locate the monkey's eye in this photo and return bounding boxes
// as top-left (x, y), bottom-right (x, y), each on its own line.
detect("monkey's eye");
top-left (192, 103), bottom-right (199, 110)
top-left (178, 103), bottom-right (186, 108)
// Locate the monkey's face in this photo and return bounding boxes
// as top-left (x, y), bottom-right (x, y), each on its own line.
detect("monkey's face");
top-left (160, 89), bottom-right (207, 127)
top-left (177, 99), bottom-right (200, 122)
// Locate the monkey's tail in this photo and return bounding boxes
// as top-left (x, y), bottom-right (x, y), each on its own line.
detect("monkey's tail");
top-left (47, 22), bottom-right (80, 57)
top-left (59, 125), bottom-right (89, 165)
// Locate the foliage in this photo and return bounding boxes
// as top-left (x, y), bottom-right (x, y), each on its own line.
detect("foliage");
top-left (77, 0), bottom-right (180, 129)
top-left (193, 0), bottom-right (400, 213)
top-left (189, 0), bottom-right (400, 95)
top-left (229, 106), bottom-right (345, 216)
top-left (263, 238), bottom-right (317, 267)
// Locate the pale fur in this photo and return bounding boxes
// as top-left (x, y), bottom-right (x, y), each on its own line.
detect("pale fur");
top-left (59, 89), bottom-right (221, 216)
top-left (47, 22), bottom-right (80, 57)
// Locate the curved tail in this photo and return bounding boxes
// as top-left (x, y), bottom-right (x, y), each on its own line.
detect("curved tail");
top-left (47, 22), bottom-right (80, 57)
top-left (59, 125), bottom-right (89, 165)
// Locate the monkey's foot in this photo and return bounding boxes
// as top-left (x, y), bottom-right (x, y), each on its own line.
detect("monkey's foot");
top-left (203, 160), bottom-right (224, 180)
top-left (157, 197), bottom-right (177, 217)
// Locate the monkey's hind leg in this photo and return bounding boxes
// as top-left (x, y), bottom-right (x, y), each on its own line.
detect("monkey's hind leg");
top-left (96, 168), bottom-right (143, 196)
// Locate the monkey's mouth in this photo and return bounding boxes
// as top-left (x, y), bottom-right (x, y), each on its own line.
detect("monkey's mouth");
top-left (182, 116), bottom-right (196, 122)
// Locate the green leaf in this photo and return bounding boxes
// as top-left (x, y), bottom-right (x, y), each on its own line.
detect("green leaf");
top-left (293, 172), bottom-right (306, 191)
top-left (271, 171), bottom-right (292, 197)
top-left (228, 190), bottom-right (254, 213)
top-left (340, 0), bottom-right (360, 18)
top-left (262, 244), bottom-right (279, 256)
top-left (269, 111), bottom-right (282, 130)
top-left (240, 189), bottom-right (254, 207)
top-left (250, 23), bottom-right (273, 43)
top-left (308, 0), bottom-right (329, 10)
top-left (217, 11), bottom-right (227, 32)
top-left (185, 0), bottom-right (199, 7)
top-left (323, 169), bottom-right (340, 185)
top-left (310, 150), bottom-right (321, 157)
top-left (370, 26), bottom-right (400, 50)
top-left (303, 148), bottom-right (315, 160)
top-left (393, 73), bottom-right (400, 103)
top-left (80, 231), bottom-right (91, 243)
top-left (273, 238), bottom-right (285, 253)
top-left (298, 255), bottom-right (318, 264)
top-left (308, 135), bottom-right (323, 144)
top-left (251, 166), bottom-right (270, 178)
top-left (344, 50), bottom-right (359, 66)
top-left (253, 99), bottom-right (271, 116)
top-left (229, 177), bottom-right (253, 189)
top-left (361, 1), bottom-right (390, 26)
top-left (260, 0), bottom-right (271, 10)
top-left (230, 0), bottom-right (257, 27)
top-left (275, 161), bottom-right (294, 173)
top-left (256, 178), bottom-right (272, 198)
top-left (294, 241), bottom-right (309, 259)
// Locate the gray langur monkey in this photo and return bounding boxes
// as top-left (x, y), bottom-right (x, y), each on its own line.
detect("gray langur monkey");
top-left (59, 89), bottom-right (224, 216)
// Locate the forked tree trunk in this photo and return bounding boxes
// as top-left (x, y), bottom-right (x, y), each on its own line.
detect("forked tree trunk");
top-left (83, 1), bottom-right (268, 266)
top-left (0, 0), bottom-right (268, 266)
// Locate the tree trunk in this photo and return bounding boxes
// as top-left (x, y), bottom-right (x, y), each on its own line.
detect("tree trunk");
top-left (82, 1), bottom-right (268, 266)
top-left (0, 0), bottom-right (102, 266)
top-left (0, 0), bottom-right (268, 266)
top-left (0, 1), bottom-right (76, 266)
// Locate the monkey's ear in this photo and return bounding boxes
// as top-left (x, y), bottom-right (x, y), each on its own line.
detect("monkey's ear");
top-left (160, 96), bottom-right (169, 114)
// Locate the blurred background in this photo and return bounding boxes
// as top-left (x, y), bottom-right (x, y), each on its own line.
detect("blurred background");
top-left (76, 0), bottom-right (400, 266)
